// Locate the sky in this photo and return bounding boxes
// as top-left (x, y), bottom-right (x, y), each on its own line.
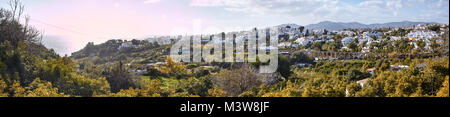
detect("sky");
top-left (0, 0), bottom-right (449, 55)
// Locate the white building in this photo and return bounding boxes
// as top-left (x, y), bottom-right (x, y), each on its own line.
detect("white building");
top-left (278, 42), bottom-right (292, 48)
top-left (362, 32), bottom-right (382, 40)
top-left (334, 30), bottom-right (356, 36)
top-left (295, 37), bottom-right (312, 46)
top-left (407, 31), bottom-right (439, 41)
top-left (341, 37), bottom-right (355, 46)
top-left (118, 41), bottom-right (137, 50)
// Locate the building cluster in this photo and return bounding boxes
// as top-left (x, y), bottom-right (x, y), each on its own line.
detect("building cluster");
top-left (279, 24), bottom-right (448, 52)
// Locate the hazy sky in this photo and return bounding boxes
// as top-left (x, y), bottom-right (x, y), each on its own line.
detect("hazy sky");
top-left (1, 0), bottom-right (449, 55)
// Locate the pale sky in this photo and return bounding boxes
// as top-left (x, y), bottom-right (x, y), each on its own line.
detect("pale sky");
top-left (0, 0), bottom-right (448, 55)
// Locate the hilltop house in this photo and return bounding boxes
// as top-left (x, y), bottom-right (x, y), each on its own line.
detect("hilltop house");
top-left (118, 41), bottom-right (140, 50)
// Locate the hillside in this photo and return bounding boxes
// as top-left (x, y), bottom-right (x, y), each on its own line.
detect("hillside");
top-left (71, 39), bottom-right (170, 64)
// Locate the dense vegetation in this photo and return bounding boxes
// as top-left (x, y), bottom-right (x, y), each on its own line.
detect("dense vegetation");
top-left (1, 0), bottom-right (448, 97)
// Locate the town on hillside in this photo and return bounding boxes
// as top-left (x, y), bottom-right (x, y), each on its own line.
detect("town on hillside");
top-left (82, 23), bottom-right (448, 75)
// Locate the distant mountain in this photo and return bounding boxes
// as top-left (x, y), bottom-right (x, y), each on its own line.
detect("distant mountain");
top-left (276, 23), bottom-right (302, 28)
top-left (304, 21), bottom-right (439, 30)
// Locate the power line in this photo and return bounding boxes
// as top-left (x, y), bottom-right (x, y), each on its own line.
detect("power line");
top-left (28, 18), bottom-right (89, 36)
top-left (20, 15), bottom-right (106, 40)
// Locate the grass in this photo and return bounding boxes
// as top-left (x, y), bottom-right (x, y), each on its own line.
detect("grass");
top-left (141, 75), bottom-right (179, 88)
top-left (161, 77), bottom-right (179, 88)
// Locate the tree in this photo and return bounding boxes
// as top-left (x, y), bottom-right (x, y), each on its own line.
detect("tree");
top-left (429, 38), bottom-right (439, 54)
top-left (1, 0), bottom-right (42, 48)
top-left (370, 35), bottom-right (377, 40)
top-left (346, 69), bottom-right (370, 82)
top-left (145, 67), bottom-right (162, 77)
top-left (436, 76), bottom-right (449, 97)
top-left (160, 56), bottom-right (188, 78)
top-left (347, 41), bottom-right (358, 52)
top-left (416, 39), bottom-right (426, 52)
top-left (176, 77), bottom-right (213, 97)
top-left (428, 25), bottom-right (440, 32)
top-left (290, 51), bottom-right (313, 63)
top-left (208, 87), bottom-right (227, 97)
top-left (212, 67), bottom-right (261, 97)
top-left (103, 79), bottom-right (162, 97)
top-left (277, 55), bottom-right (292, 78)
top-left (311, 42), bottom-right (323, 51)
top-left (325, 41), bottom-right (340, 52)
top-left (305, 30), bottom-right (310, 36)
top-left (105, 61), bottom-right (139, 93)
top-left (394, 38), bottom-right (413, 53)
top-left (23, 78), bottom-right (68, 97)
top-left (346, 82), bottom-right (362, 97)
top-left (0, 78), bottom-right (8, 97)
top-left (299, 26), bottom-right (305, 34)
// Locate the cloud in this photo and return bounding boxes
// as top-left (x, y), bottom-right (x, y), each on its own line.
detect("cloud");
top-left (434, 0), bottom-right (448, 8)
top-left (359, 0), bottom-right (384, 8)
top-left (190, 0), bottom-right (340, 15)
top-left (189, 0), bottom-right (448, 24)
top-left (357, 0), bottom-right (403, 16)
top-left (190, 0), bottom-right (224, 7)
top-left (386, 0), bottom-right (403, 16)
top-left (144, 0), bottom-right (161, 4)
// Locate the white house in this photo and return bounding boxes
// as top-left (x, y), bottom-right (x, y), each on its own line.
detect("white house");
top-left (341, 37), bottom-right (355, 46)
top-left (362, 32), bottom-right (382, 40)
top-left (295, 37), bottom-right (312, 46)
top-left (278, 42), bottom-right (292, 48)
top-left (407, 31), bottom-right (439, 41)
top-left (118, 41), bottom-right (134, 50)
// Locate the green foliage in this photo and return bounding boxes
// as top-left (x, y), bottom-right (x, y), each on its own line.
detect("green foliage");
top-left (22, 78), bottom-right (68, 97)
top-left (105, 61), bottom-right (139, 93)
top-left (428, 25), bottom-right (441, 32)
top-left (390, 28), bottom-right (407, 37)
top-left (207, 87), bottom-right (227, 97)
top-left (175, 77), bottom-right (213, 97)
top-left (71, 39), bottom-right (166, 64)
top-left (311, 42), bottom-right (323, 51)
top-left (346, 82), bottom-right (362, 97)
top-left (347, 39), bottom-right (359, 52)
top-left (56, 74), bottom-right (110, 97)
top-left (160, 57), bottom-right (190, 79)
top-left (145, 67), bottom-right (162, 77)
top-left (2, 0), bottom-right (449, 98)
top-left (416, 39), bottom-right (426, 51)
top-left (277, 55), bottom-right (292, 78)
top-left (0, 78), bottom-right (8, 97)
top-left (260, 81), bottom-right (302, 97)
top-left (394, 38), bottom-right (414, 53)
top-left (354, 57), bottom-right (449, 97)
top-left (346, 69), bottom-right (371, 82)
top-left (290, 51), bottom-right (313, 63)
top-left (102, 79), bottom-right (162, 97)
top-left (436, 76), bottom-right (449, 97)
top-left (322, 41), bottom-right (341, 52)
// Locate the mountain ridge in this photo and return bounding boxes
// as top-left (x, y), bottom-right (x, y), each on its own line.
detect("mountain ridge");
top-left (304, 21), bottom-right (439, 30)
top-left (276, 21), bottom-right (440, 31)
